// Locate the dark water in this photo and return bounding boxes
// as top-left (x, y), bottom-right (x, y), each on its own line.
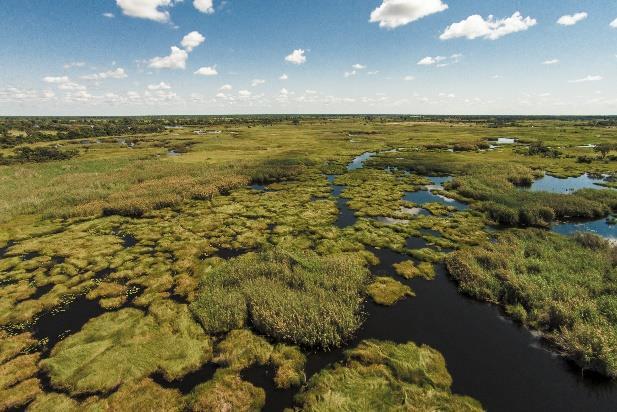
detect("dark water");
top-left (242, 364), bottom-right (297, 411)
top-left (33, 295), bottom-right (106, 351)
top-left (530, 174), bottom-right (608, 194)
top-left (153, 363), bottom-right (218, 394)
top-left (287, 158), bottom-right (617, 412)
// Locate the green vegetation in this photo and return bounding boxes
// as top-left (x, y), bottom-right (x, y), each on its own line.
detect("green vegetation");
top-left (367, 277), bottom-right (414, 306)
top-left (40, 301), bottom-right (212, 395)
top-left (1, 116), bottom-right (616, 409)
top-left (190, 247), bottom-right (370, 348)
top-left (294, 339), bottom-right (483, 411)
top-left (446, 230), bottom-right (617, 377)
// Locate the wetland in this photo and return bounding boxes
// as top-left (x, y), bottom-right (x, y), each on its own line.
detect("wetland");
top-left (1, 116), bottom-right (617, 411)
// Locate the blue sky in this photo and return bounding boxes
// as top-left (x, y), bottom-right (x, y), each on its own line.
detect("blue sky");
top-left (0, 0), bottom-right (616, 115)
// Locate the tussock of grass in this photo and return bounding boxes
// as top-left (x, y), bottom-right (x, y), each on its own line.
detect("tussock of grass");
top-left (40, 301), bottom-right (212, 395)
top-left (188, 368), bottom-right (265, 412)
top-left (295, 339), bottom-right (483, 411)
top-left (0, 377), bottom-right (41, 410)
top-left (367, 277), bottom-right (414, 306)
top-left (393, 260), bottom-right (436, 280)
top-left (213, 329), bottom-right (273, 371)
top-left (190, 247), bottom-right (369, 348)
top-left (271, 344), bottom-right (306, 389)
top-left (446, 229), bottom-right (617, 377)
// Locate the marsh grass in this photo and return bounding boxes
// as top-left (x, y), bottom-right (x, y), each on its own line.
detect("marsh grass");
top-left (446, 229), bottom-right (617, 377)
top-left (40, 301), bottom-right (212, 395)
top-left (295, 339), bottom-right (483, 411)
top-left (367, 277), bottom-right (414, 306)
top-left (190, 247), bottom-right (370, 348)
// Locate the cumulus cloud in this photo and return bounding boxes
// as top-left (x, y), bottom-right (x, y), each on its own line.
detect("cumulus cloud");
top-left (81, 68), bottom-right (128, 80)
top-left (115, 0), bottom-right (176, 23)
top-left (147, 82), bottom-right (171, 90)
top-left (279, 73), bottom-right (288, 80)
top-left (238, 90), bottom-right (252, 97)
top-left (403, 75), bottom-right (415, 81)
top-left (440, 12), bottom-right (537, 40)
top-left (611, 18), bottom-right (617, 28)
top-left (181, 31), bottom-right (205, 52)
top-left (344, 70), bottom-right (357, 78)
top-left (417, 56), bottom-right (445, 65)
top-left (194, 66), bottom-right (218, 76)
top-left (568, 75), bottom-right (603, 83)
top-left (370, 0), bottom-right (448, 29)
top-left (352, 64), bottom-right (366, 70)
top-left (285, 49), bottom-right (306, 65)
top-left (148, 46), bottom-right (188, 69)
top-left (219, 84), bottom-right (232, 91)
top-left (103, 12), bottom-right (115, 18)
top-left (542, 59), bottom-right (559, 65)
top-left (251, 79), bottom-right (266, 87)
top-left (557, 12), bottom-right (588, 26)
top-left (193, 0), bottom-right (214, 14)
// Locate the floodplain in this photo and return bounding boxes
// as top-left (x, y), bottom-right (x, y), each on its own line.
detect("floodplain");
top-left (1, 116), bottom-right (616, 411)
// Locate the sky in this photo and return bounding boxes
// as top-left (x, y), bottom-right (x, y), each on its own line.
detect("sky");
top-left (0, 0), bottom-right (616, 115)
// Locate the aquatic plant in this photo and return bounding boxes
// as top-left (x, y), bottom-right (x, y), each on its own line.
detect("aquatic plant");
top-left (294, 339), bottom-right (483, 411)
top-left (190, 247), bottom-right (369, 348)
top-left (40, 301), bottom-right (212, 395)
top-left (367, 277), bottom-right (414, 306)
top-left (446, 229), bottom-right (617, 377)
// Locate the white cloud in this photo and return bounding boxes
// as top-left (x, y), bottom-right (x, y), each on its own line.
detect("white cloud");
top-left (279, 73), bottom-right (288, 80)
top-left (440, 12), bottom-right (537, 40)
top-left (147, 81), bottom-right (171, 90)
top-left (557, 12), bottom-right (588, 26)
top-left (611, 18), bottom-right (617, 28)
top-left (568, 75), bottom-right (603, 83)
top-left (193, 0), bottom-right (214, 14)
top-left (344, 70), bottom-right (357, 78)
top-left (148, 46), bottom-right (188, 69)
top-left (370, 0), bottom-right (448, 29)
top-left (115, 0), bottom-right (175, 23)
top-left (417, 56), bottom-right (445, 65)
top-left (367, 71), bottom-right (379, 75)
top-left (285, 49), bottom-right (306, 65)
top-left (238, 90), bottom-right (252, 97)
top-left (352, 64), bottom-right (366, 70)
top-left (194, 66), bottom-right (218, 76)
top-left (103, 12), bottom-right (115, 18)
top-left (81, 68), bottom-right (128, 80)
top-left (42, 76), bottom-right (87, 91)
top-left (542, 59), bottom-right (559, 65)
top-left (280, 88), bottom-right (289, 95)
top-left (251, 79), bottom-right (266, 87)
top-left (181, 31), bottom-right (205, 52)
top-left (403, 75), bottom-right (415, 81)
top-left (219, 84), bottom-right (232, 91)
top-left (43, 76), bottom-right (70, 84)
top-left (63, 62), bottom-right (86, 69)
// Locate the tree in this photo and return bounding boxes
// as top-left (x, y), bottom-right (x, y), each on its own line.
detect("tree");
top-left (594, 143), bottom-right (615, 159)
